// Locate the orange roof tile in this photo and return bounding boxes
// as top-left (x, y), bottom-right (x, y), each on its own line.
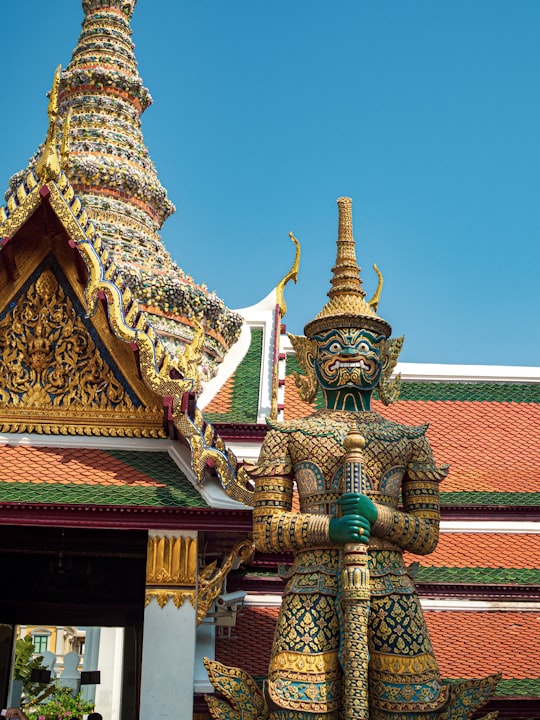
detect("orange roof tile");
top-left (216, 607), bottom-right (540, 684)
top-left (283, 375), bottom-right (317, 421)
top-left (0, 445), bottom-right (207, 508)
top-left (379, 400), bottom-right (540, 493)
top-left (216, 606), bottom-right (276, 676)
top-left (0, 445), bottom-right (161, 487)
top-left (205, 375), bottom-right (234, 415)
top-left (405, 533), bottom-right (540, 570)
top-left (283, 393), bottom-right (540, 494)
top-left (427, 611), bottom-right (540, 680)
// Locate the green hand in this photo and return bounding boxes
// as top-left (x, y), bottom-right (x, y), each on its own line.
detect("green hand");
top-left (338, 492), bottom-right (378, 525)
top-left (329, 514), bottom-right (371, 544)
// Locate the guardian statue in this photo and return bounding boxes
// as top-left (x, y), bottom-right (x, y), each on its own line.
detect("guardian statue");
top-left (205, 197), bottom-right (498, 720)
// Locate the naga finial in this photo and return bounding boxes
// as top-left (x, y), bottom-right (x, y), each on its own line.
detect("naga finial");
top-left (368, 263), bottom-right (384, 312)
top-left (36, 66), bottom-right (63, 183)
top-left (272, 232), bottom-right (302, 419)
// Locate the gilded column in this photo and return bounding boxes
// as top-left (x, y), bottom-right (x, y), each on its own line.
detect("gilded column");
top-left (140, 531), bottom-right (198, 719)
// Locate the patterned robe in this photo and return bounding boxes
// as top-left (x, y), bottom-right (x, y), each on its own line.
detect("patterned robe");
top-left (250, 409), bottom-right (449, 717)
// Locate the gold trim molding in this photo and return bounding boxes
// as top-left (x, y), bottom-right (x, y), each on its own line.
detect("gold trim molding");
top-left (144, 589), bottom-right (196, 610)
top-left (146, 535), bottom-right (197, 587)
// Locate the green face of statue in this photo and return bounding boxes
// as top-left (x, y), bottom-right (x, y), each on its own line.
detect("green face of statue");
top-left (310, 328), bottom-right (384, 411)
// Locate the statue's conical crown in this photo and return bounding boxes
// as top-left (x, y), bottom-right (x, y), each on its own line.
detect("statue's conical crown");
top-left (304, 197), bottom-right (391, 338)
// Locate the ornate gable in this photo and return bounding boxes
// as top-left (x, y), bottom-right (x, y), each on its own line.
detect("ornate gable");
top-left (0, 193), bottom-right (168, 436)
top-left (0, 253), bottom-right (165, 437)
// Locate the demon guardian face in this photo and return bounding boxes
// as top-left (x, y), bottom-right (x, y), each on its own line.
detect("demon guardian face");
top-left (309, 328), bottom-right (384, 393)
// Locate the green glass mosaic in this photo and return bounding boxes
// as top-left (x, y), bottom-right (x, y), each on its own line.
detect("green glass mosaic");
top-left (416, 567), bottom-right (540, 585)
top-left (247, 675), bottom-right (540, 698)
top-left (205, 327), bottom-right (264, 423)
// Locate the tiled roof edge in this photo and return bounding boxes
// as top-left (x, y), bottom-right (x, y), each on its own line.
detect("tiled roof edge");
top-left (397, 362), bottom-right (540, 383)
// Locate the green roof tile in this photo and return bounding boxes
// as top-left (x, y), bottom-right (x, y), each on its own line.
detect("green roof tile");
top-left (398, 381), bottom-right (540, 403)
top-left (0, 450), bottom-right (207, 508)
top-left (0, 481), bottom-right (207, 507)
top-left (494, 678), bottom-right (540, 696)
top-left (416, 567), bottom-right (540, 585)
top-left (106, 449), bottom-right (186, 485)
top-left (440, 491), bottom-right (540, 506)
top-left (205, 327), bottom-right (263, 423)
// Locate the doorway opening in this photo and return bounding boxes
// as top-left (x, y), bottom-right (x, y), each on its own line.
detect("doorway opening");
top-left (0, 525), bottom-right (147, 720)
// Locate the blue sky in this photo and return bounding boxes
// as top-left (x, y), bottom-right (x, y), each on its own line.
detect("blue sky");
top-left (1, 1), bottom-right (539, 365)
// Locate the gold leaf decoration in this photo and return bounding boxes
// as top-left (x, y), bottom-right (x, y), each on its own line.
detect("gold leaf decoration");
top-left (0, 268), bottom-right (133, 411)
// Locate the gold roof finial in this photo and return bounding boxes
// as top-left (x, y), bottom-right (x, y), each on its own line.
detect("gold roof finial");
top-left (272, 232), bottom-right (302, 420)
top-left (304, 197), bottom-right (391, 338)
top-left (276, 232), bottom-right (301, 320)
top-left (35, 66), bottom-right (63, 183)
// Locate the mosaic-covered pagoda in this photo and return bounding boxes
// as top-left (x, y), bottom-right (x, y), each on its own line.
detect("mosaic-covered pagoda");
top-left (7, 0), bottom-right (243, 377)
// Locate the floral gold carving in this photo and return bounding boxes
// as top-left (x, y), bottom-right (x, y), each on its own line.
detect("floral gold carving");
top-left (0, 267), bottom-right (165, 436)
top-left (144, 589), bottom-right (195, 610)
top-left (145, 535), bottom-right (198, 611)
top-left (0, 269), bottom-right (130, 409)
top-left (196, 538), bottom-right (254, 625)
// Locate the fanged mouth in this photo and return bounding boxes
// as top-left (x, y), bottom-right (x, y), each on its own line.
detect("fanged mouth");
top-left (330, 358), bottom-right (372, 371)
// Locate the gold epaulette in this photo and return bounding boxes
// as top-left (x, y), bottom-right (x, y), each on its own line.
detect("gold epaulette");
top-left (407, 463), bottom-right (449, 482)
top-left (243, 461), bottom-right (293, 478)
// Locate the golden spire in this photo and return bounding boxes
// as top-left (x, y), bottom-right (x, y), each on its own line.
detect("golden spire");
top-left (304, 197), bottom-right (391, 338)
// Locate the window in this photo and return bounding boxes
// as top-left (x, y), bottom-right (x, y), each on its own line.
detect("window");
top-left (32, 635), bottom-right (48, 654)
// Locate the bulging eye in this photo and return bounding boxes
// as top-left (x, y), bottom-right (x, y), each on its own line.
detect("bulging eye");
top-left (358, 342), bottom-right (370, 352)
top-left (329, 342), bottom-right (342, 353)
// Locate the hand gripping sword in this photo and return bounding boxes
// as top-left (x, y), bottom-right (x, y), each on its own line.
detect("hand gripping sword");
top-left (340, 429), bottom-right (371, 719)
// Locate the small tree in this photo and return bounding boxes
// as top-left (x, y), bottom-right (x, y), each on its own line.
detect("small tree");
top-left (13, 636), bottom-right (49, 702)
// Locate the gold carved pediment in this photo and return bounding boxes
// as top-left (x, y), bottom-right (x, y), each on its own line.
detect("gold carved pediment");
top-left (0, 267), bottom-right (166, 438)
